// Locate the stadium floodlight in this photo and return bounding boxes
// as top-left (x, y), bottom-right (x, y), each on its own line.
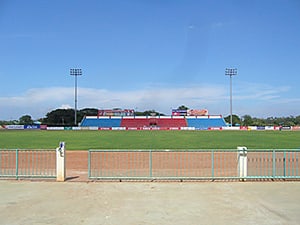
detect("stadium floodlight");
top-left (225, 68), bottom-right (237, 127)
top-left (70, 68), bottom-right (82, 126)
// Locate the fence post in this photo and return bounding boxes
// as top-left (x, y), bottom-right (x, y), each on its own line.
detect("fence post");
top-left (149, 150), bottom-right (152, 178)
top-left (16, 149), bottom-right (19, 180)
top-left (211, 150), bottom-right (214, 179)
top-left (237, 146), bottom-right (247, 180)
top-left (56, 142), bottom-right (66, 181)
top-left (88, 150), bottom-right (91, 179)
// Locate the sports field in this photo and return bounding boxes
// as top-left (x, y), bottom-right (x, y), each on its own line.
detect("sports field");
top-left (0, 130), bottom-right (299, 150)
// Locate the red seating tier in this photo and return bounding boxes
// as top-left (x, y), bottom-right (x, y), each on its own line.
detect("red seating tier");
top-left (120, 118), bottom-right (187, 128)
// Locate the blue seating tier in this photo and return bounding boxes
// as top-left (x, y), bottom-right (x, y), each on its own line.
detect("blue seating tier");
top-left (186, 118), bottom-right (226, 129)
top-left (80, 117), bottom-right (122, 128)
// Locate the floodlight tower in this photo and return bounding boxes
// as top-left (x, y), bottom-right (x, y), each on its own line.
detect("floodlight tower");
top-left (70, 68), bottom-right (82, 126)
top-left (225, 68), bottom-right (237, 127)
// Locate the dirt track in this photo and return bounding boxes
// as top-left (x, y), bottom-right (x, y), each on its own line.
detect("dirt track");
top-left (66, 151), bottom-right (239, 181)
top-left (65, 150), bottom-right (296, 181)
top-left (66, 151), bottom-right (88, 181)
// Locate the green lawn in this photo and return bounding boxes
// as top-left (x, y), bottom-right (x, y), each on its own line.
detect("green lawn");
top-left (0, 130), bottom-right (299, 150)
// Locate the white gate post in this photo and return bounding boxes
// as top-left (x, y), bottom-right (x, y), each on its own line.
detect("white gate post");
top-left (237, 146), bottom-right (247, 180)
top-left (56, 142), bottom-right (66, 182)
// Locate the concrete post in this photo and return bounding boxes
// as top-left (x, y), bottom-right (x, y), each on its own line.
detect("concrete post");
top-left (237, 146), bottom-right (247, 180)
top-left (56, 142), bottom-right (66, 182)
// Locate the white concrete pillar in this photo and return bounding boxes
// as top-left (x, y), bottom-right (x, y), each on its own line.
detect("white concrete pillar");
top-left (56, 142), bottom-right (66, 182)
top-left (237, 146), bottom-right (247, 179)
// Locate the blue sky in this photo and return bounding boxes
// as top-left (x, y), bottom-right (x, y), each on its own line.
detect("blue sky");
top-left (0, 0), bottom-right (300, 120)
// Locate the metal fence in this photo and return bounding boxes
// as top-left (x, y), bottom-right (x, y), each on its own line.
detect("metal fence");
top-left (247, 150), bottom-right (299, 179)
top-left (0, 149), bottom-right (56, 179)
top-left (88, 149), bottom-right (300, 180)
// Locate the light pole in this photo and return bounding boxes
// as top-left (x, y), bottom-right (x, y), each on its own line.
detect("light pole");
top-left (225, 68), bottom-right (237, 127)
top-left (70, 68), bottom-right (82, 126)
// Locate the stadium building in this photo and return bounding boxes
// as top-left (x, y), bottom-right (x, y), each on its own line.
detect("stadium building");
top-left (80, 109), bottom-right (227, 130)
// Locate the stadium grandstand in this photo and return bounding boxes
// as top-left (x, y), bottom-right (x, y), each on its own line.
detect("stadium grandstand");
top-left (80, 109), bottom-right (227, 130)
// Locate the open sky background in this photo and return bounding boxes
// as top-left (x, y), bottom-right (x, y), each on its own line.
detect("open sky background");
top-left (0, 0), bottom-right (300, 120)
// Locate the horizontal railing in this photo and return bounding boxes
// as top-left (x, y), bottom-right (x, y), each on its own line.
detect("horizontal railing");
top-left (88, 149), bottom-right (300, 180)
top-left (247, 149), bottom-right (299, 179)
top-left (0, 149), bottom-right (56, 179)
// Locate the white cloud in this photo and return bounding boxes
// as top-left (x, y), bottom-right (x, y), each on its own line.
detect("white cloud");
top-left (0, 83), bottom-right (299, 120)
top-left (59, 104), bottom-right (72, 109)
top-left (211, 22), bottom-right (224, 28)
top-left (234, 83), bottom-right (290, 101)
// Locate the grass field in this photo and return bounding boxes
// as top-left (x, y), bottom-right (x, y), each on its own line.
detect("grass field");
top-left (0, 130), bottom-right (299, 150)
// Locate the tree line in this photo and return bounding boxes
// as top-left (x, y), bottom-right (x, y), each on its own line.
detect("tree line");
top-left (225, 114), bottom-right (300, 127)
top-left (0, 108), bottom-right (165, 126)
top-left (1, 106), bottom-right (300, 127)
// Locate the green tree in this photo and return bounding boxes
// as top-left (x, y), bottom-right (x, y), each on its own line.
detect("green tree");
top-left (77, 108), bottom-right (98, 120)
top-left (242, 115), bottom-right (253, 126)
top-left (134, 111), bottom-right (144, 116)
top-left (19, 115), bottom-right (33, 125)
top-left (252, 117), bottom-right (266, 126)
top-left (295, 116), bottom-right (300, 125)
top-left (42, 108), bottom-right (99, 126)
top-left (141, 110), bottom-right (165, 116)
top-left (224, 114), bottom-right (241, 126)
top-left (43, 109), bottom-right (75, 126)
top-left (177, 105), bottom-right (189, 110)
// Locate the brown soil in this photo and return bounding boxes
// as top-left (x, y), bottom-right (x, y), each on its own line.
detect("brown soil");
top-left (66, 151), bottom-right (88, 181)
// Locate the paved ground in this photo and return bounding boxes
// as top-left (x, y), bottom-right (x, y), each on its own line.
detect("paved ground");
top-left (0, 181), bottom-right (299, 225)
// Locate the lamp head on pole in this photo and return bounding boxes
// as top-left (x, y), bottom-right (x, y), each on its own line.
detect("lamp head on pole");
top-left (225, 68), bottom-right (237, 77)
top-left (70, 69), bottom-right (82, 76)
